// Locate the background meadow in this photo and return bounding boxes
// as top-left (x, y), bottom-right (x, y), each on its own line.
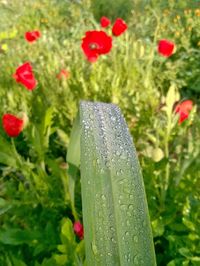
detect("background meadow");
top-left (0, 0), bottom-right (200, 265)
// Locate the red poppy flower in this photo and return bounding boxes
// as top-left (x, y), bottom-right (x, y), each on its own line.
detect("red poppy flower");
top-left (57, 69), bottom-right (70, 79)
top-left (73, 221), bottom-right (84, 239)
top-left (81, 30), bottom-right (112, 62)
top-left (175, 100), bottom-right (193, 124)
top-left (25, 31), bottom-right (41, 42)
top-left (100, 16), bottom-right (111, 28)
top-left (158, 39), bottom-right (175, 57)
top-left (2, 114), bottom-right (24, 137)
top-left (112, 18), bottom-right (127, 37)
top-left (13, 62), bottom-right (37, 90)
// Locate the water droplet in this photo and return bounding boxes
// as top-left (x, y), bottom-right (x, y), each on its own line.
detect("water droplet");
top-left (125, 231), bottom-right (129, 236)
top-left (127, 211), bottom-right (132, 217)
top-left (111, 237), bottom-right (116, 243)
top-left (120, 204), bottom-right (126, 210)
top-left (128, 204), bottom-right (134, 210)
top-left (142, 220), bottom-right (147, 227)
top-left (116, 150), bottom-right (121, 156)
top-left (134, 235), bottom-right (139, 243)
top-left (101, 194), bottom-right (106, 200)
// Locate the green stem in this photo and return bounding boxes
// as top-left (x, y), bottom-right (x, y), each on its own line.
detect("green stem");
top-left (161, 117), bottom-right (171, 207)
top-left (11, 138), bottom-right (22, 166)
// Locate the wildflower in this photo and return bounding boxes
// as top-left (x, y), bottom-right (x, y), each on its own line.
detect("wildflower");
top-left (100, 16), bottom-right (111, 28)
top-left (13, 62), bottom-right (37, 90)
top-left (57, 69), bottom-right (70, 79)
top-left (112, 18), bottom-right (127, 36)
top-left (25, 31), bottom-right (41, 43)
top-left (175, 100), bottom-right (193, 124)
top-left (158, 39), bottom-right (175, 57)
top-left (2, 113), bottom-right (24, 137)
top-left (81, 30), bottom-right (112, 62)
top-left (73, 221), bottom-right (84, 239)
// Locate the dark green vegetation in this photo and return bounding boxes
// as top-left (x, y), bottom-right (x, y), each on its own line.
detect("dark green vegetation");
top-left (0, 0), bottom-right (200, 265)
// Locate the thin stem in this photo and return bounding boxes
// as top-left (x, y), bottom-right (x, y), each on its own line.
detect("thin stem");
top-left (11, 138), bottom-right (22, 166)
top-left (161, 116), bottom-right (171, 207)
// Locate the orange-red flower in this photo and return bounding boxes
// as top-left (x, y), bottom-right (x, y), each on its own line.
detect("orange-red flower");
top-left (81, 30), bottom-right (112, 62)
top-left (2, 114), bottom-right (24, 137)
top-left (175, 100), bottom-right (193, 124)
top-left (73, 221), bottom-right (84, 240)
top-left (158, 39), bottom-right (175, 57)
top-left (112, 18), bottom-right (127, 36)
top-left (57, 69), bottom-right (70, 79)
top-left (13, 62), bottom-right (37, 90)
top-left (25, 31), bottom-right (41, 43)
top-left (100, 16), bottom-right (111, 28)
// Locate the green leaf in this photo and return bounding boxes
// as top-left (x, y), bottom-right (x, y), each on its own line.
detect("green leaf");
top-left (11, 257), bottom-right (27, 266)
top-left (40, 258), bottom-right (57, 266)
top-left (152, 148), bottom-right (164, 162)
top-left (0, 197), bottom-right (11, 216)
top-left (165, 84), bottom-right (180, 118)
top-left (67, 114), bottom-right (81, 218)
top-left (60, 218), bottom-right (75, 245)
top-left (53, 255), bottom-right (68, 266)
top-left (152, 218), bottom-right (165, 237)
top-left (0, 228), bottom-right (37, 245)
top-left (178, 248), bottom-right (192, 258)
top-left (182, 218), bottom-right (196, 231)
top-left (76, 240), bottom-right (85, 263)
top-left (68, 101), bottom-right (156, 266)
top-left (67, 114), bottom-right (80, 168)
top-left (0, 152), bottom-right (17, 167)
top-left (57, 218), bottom-right (76, 265)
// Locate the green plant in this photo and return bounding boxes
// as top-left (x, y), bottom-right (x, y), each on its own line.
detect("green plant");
top-left (67, 101), bottom-right (156, 265)
top-left (0, 0), bottom-right (200, 265)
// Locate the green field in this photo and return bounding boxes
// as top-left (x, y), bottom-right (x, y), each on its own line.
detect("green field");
top-left (0, 0), bottom-right (200, 265)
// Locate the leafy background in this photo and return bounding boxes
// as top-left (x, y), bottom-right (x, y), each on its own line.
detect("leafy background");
top-left (0, 0), bottom-right (200, 265)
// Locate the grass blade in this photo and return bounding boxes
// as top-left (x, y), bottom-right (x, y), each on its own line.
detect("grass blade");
top-left (79, 101), bottom-right (156, 266)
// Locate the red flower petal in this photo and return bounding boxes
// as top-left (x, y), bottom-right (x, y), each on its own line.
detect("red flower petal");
top-left (81, 30), bottom-right (112, 62)
top-left (2, 114), bottom-right (24, 137)
top-left (100, 16), bottom-right (111, 28)
top-left (175, 100), bottom-right (193, 124)
top-left (158, 39), bottom-right (175, 57)
top-left (13, 62), bottom-right (37, 90)
top-left (112, 18), bottom-right (127, 37)
top-left (25, 31), bottom-right (41, 43)
top-left (57, 69), bottom-right (70, 79)
top-left (73, 221), bottom-right (84, 240)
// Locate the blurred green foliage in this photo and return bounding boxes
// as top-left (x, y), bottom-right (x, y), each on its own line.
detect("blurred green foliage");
top-left (0, 0), bottom-right (200, 265)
